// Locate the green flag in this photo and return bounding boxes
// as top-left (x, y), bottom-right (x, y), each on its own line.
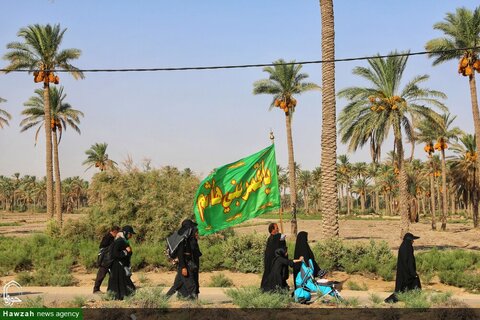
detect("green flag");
top-left (193, 144), bottom-right (280, 235)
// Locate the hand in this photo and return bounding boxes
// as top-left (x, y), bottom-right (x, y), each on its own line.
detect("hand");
top-left (299, 256), bottom-right (304, 261)
top-left (126, 246), bottom-right (132, 253)
top-left (181, 268), bottom-right (188, 277)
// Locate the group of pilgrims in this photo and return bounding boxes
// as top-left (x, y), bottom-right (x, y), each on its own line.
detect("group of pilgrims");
top-left (260, 223), bottom-right (323, 293)
top-left (93, 220), bottom-right (422, 303)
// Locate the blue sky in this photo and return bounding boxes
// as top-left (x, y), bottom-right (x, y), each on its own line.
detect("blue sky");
top-left (0, 0), bottom-right (478, 180)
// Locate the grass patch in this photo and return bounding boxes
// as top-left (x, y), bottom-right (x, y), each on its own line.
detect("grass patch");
top-left (397, 289), bottom-right (431, 308)
top-left (69, 296), bottom-right (88, 308)
top-left (339, 297), bottom-right (360, 307)
top-left (225, 287), bottom-right (291, 308)
top-left (126, 287), bottom-right (169, 308)
top-left (20, 296), bottom-right (45, 308)
top-left (137, 272), bottom-right (151, 285)
top-left (368, 293), bottom-right (382, 306)
top-left (0, 222), bottom-right (21, 227)
top-left (208, 273), bottom-right (234, 287)
top-left (346, 280), bottom-right (368, 291)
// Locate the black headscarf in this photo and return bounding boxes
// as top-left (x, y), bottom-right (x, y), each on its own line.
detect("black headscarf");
top-left (394, 233), bottom-right (421, 292)
top-left (293, 231), bottom-right (320, 287)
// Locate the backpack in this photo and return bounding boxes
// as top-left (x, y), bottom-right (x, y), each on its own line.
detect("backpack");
top-left (165, 231), bottom-right (189, 261)
top-left (99, 241), bottom-right (116, 268)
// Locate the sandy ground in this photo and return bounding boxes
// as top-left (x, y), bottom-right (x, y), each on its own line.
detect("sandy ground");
top-left (0, 212), bottom-right (479, 308)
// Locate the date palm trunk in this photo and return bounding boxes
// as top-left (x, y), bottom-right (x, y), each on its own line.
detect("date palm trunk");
top-left (395, 131), bottom-right (410, 238)
top-left (285, 112), bottom-right (297, 236)
top-left (469, 74), bottom-right (480, 228)
top-left (320, 0), bottom-right (339, 238)
top-left (43, 83), bottom-right (54, 218)
top-left (429, 155), bottom-right (437, 230)
top-left (52, 129), bottom-right (63, 225)
top-left (440, 149), bottom-right (448, 230)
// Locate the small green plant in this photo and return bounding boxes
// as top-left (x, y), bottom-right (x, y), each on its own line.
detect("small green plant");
top-left (137, 273), bottom-right (151, 285)
top-left (346, 281), bottom-right (368, 291)
top-left (208, 273), bottom-right (234, 287)
top-left (420, 271), bottom-right (434, 285)
top-left (21, 296), bottom-right (45, 308)
top-left (70, 295), bottom-right (88, 308)
top-left (225, 287), bottom-right (291, 308)
top-left (430, 291), bottom-right (453, 306)
top-left (369, 293), bottom-right (382, 306)
top-left (126, 287), bottom-right (169, 308)
top-left (339, 297), bottom-right (360, 307)
top-left (397, 289), bottom-right (431, 308)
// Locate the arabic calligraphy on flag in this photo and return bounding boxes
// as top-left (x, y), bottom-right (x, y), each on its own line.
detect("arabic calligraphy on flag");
top-left (193, 145), bottom-right (281, 235)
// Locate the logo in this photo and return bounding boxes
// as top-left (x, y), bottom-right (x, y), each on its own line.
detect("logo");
top-left (3, 280), bottom-right (22, 306)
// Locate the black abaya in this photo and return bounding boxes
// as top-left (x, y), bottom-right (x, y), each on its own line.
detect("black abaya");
top-left (395, 237), bottom-right (421, 292)
top-left (107, 237), bottom-right (135, 300)
top-left (263, 248), bottom-right (294, 292)
top-left (293, 231), bottom-right (320, 288)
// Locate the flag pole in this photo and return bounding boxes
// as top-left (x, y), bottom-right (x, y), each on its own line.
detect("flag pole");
top-left (270, 130), bottom-right (284, 234)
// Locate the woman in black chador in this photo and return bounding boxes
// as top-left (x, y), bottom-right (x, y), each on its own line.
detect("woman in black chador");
top-left (166, 219), bottom-right (202, 299)
top-left (263, 248), bottom-right (304, 292)
top-left (293, 231), bottom-right (321, 288)
top-left (107, 225), bottom-right (136, 300)
top-left (385, 232), bottom-right (421, 303)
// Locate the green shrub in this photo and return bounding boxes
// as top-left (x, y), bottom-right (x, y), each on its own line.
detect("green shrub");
top-left (126, 287), bottom-right (169, 308)
top-left (369, 293), bottom-right (382, 306)
top-left (439, 271), bottom-right (480, 292)
top-left (200, 230), bottom-right (235, 272)
top-left (208, 273), bottom-right (234, 287)
top-left (339, 297), bottom-right (360, 307)
top-left (21, 296), bottom-right (45, 308)
top-left (430, 291), bottom-right (453, 306)
top-left (76, 240), bottom-right (98, 271)
top-left (313, 239), bottom-right (395, 280)
top-left (225, 287), bottom-right (291, 308)
top-left (346, 281), bottom-right (368, 291)
top-left (397, 289), bottom-right (431, 308)
top-left (70, 296), bottom-right (88, 308)
top-left (223, 234), bottom-right (265, 273)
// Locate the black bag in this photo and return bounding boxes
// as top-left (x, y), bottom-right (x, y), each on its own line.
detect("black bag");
top-left (100, 242), bottom-right (116, 268)
top-left (166, 230), bottom-right (189, 260)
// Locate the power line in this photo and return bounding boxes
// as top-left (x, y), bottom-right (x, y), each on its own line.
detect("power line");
top-left (1, 47), bottom-right (478, 73)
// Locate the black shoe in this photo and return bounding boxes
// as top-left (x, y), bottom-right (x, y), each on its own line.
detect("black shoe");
top-left (93, 290), bottom-right (103, 294)
top-left (384, 293), bottom-right (398, 303)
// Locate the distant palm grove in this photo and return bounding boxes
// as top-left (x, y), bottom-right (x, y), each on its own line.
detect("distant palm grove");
top-left (0, 6), bottom-right (480, 237)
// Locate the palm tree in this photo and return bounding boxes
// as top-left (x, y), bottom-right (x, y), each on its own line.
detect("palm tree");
top-left (4, 24), bottom-right (84, 218)
top-left (253, 59), bottom-right (319, 236)
top-left (426, 7), bottom-right (480, 227)
top-left (416, 114), bottom-right (462, 230)
top-left (298, 170), bottom-right (313, 214)
top-left (337, 155), bottom-right (352, 215)
top-left (319, 0), bottom-right (339, 238)
top-left (0, 98), bottom-right (12, 129)
top-left (20, 86), bottom-right (83, 223)
top-left (450, 133), bottom-right (478, 226)
top-left (338, 53), bottom-right (446, 238)
top-left (83, 143), bottom-right (117, 172)
top-left (416, 124), bottom-right (438, 230)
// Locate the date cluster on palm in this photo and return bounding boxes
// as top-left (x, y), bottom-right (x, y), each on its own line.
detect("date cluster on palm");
top-left (434, 141), bottom-right (448, 151)
top-left (424, 143), bottom-right (434, 154)
top-left (369, 95), bottom-right (405, 112)
top-left (50, 119), bottom-right (61, 130)
top-left (466, 151), bottom-right (477, 162)
top-left (458, 55), bottom-right (480, 76)
top-left (33, 70), bottom-right (60, 84)
top-left (274, 97), bottom-right (297, 113)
